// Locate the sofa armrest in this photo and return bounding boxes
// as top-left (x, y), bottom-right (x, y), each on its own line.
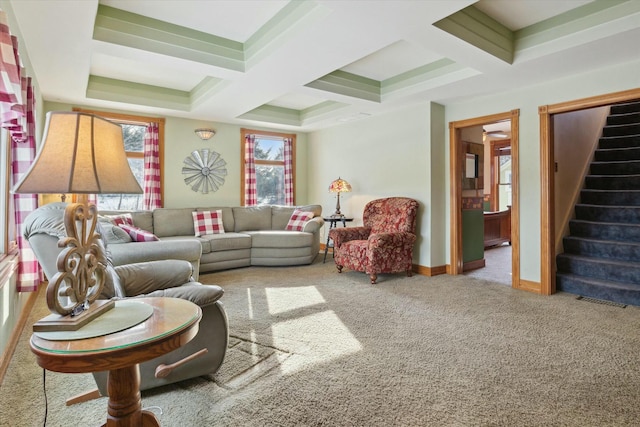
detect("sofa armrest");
top-left (329, 226), bottom-right (372, 248)
top-left (136, 283), bottom-right (224, 308)
top-left (303, 216), bottom-right (324, 233)
top-left (114, 260), bottom-right (195, 297)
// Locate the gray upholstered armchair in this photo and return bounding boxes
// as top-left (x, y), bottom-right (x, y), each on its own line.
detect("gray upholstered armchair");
top-left (23, 203), bottom-right (228, 403)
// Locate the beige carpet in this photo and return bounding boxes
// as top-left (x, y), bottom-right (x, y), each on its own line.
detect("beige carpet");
top-left (2, 257), bottom-right (640, 426)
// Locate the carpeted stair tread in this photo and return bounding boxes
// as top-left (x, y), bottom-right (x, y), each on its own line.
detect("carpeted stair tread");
top-left (580, 189), bottom-right (640, 206)
top-left (569, 219), bottom-right (640, 241)
top-left (584, 174), bottom-right (640, 190)
top-left (590, 159), bottom-right (640, 175)
top-left (595, 146), bottom-right (640, 161)
top-left (557, 253), bottom-right (640, 285)
top-left (575, 204), bottom-right (640, 223)
top-left (597, 134), bottom-right (640, 150)
top-left (610, 101), bottom-right (640, 115)
top-left (562, 235), bottom-right (640, 262)
top-left (607, 111), bottom-right (640, 126)
top-left (556, 272), bottom-right (640, 306)
top-left (602, 123), bottom-right (640, 137)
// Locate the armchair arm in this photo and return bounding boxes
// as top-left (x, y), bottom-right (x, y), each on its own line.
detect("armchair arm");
top-left (368, 231), bottom-right (417, 249)
top-left (329, 226), bottom-right (372, 248)
top-left (114, 259), bottom-right (195, 297)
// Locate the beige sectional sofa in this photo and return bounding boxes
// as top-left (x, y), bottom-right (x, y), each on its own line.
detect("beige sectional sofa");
top-left (100, 204), bottom-right (323, 275)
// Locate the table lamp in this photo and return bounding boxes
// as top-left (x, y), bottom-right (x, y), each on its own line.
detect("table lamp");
top-left (13, 111), bottom-right (143, 331)
top-left (328, 177), bottom-right (351, 217)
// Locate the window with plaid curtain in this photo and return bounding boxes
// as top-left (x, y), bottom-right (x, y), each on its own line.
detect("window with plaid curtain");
top-left (0, 9), bottom-right (41, 292)
top-left (242, 130), bottom-right (295, 206)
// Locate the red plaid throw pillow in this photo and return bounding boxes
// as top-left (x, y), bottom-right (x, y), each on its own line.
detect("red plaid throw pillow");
top-left (118, 224), bottom-right (159, 242)
top-left (107, 214), bottom-right (134, 227)
top-left (192, 210), bottom-right (225, 237)
top-left (286, 209), bottom-right (314, 231)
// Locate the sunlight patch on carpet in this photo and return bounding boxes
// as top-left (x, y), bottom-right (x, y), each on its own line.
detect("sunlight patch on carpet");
top-left (265, 286), bottom-right (326, 315)
top-left (272, 310), bottom-right (362, 375)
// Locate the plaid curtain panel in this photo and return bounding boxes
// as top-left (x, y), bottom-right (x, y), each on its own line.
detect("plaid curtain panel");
top-left (244, 134), bottom-right (257, 206)
top-left (284, 137), bottom-right (294, 206)
top-left (10, 78), bottom-right (40, 292)
top-left (143, 122), bottom-right (162, 210)
top-left (2, 9), bottom-right (41, 292)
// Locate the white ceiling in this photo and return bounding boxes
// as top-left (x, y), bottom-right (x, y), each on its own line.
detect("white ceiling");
top-left (6, 0), bottom-right (640, 132)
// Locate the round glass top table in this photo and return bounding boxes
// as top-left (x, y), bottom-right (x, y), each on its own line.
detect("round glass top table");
top-left (30, 297), bottom-right (202, 427)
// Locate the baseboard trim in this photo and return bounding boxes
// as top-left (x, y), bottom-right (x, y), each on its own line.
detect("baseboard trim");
top-left (414, 264), bottom-right (447, 277)
top-left (515, 279), bottom-right (542, 294)
top-left (463, 258), bottom-right (486, 272)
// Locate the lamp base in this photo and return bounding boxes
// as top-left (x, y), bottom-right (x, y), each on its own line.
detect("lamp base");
top-left (33, 299), bottom-right (115, 332)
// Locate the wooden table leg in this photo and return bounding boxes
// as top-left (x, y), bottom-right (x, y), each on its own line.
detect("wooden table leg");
top-left (105, 364), bottom-right (160, 427)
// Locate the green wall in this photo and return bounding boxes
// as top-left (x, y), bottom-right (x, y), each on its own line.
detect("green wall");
top-left (42, 102), bottom-right (309, 208)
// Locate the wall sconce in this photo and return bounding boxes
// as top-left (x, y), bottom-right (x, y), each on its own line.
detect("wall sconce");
top-left (195, 128), bottom-right (216, 140)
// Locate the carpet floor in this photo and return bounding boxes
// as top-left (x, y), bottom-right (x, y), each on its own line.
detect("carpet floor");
top-left (2, 256), bottom-right (640, 426)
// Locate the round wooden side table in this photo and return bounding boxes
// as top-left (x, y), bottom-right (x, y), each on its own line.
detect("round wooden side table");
top-left (30, 297), bottom-right (202, 427)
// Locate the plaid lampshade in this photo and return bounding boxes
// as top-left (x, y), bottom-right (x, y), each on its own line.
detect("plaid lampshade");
top-left (13, 111), bottom-right (143, 195)
top-left (328, 177), bottom-right (352, 193)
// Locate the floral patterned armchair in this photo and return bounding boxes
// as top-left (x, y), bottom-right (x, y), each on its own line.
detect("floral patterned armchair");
top-left (329, 197), bottom-right (419, 284)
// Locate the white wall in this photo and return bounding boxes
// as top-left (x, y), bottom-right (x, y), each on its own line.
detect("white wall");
top-left (554, 106), bottom-right (609, 252)
top-left (445, 59), bottom-right (640, 282)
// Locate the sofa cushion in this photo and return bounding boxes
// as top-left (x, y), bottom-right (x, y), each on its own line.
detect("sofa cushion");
top-left (233, 206), bottom-right (271, 232)
top-left (202, 232), bottom-right (252, 252)
top-left (285, 209), bottom-right (314, 231)
top-left (154, 208), bottom-right (195, 237)
top-left (197, 207), bottom-right (234, 232)
top-left (246, 230), bottom-right (314, 248)
top-left (193, 210), bottom-right (225, 236)
top-left (119, 224), bottom-right (160, 242)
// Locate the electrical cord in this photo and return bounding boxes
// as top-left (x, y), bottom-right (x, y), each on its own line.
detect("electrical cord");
top-left (42, 368), bottom-right (48, 426)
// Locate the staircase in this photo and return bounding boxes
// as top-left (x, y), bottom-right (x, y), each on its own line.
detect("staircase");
top-left (556, 100), bottom-right (640, 306)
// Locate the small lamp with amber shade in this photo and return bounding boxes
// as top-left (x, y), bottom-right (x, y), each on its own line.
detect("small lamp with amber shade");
top-left (328, 177), bottom-right (352, 217)
top-left (13, 111), bottom-right (143, 331)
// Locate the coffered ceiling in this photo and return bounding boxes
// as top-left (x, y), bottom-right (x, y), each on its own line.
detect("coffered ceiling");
top-left (7, 0), bottom-right (640, 131)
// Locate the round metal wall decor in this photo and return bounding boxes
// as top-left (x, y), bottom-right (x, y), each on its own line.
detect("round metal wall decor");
top-left (182, 149), bottom-right (227, 194)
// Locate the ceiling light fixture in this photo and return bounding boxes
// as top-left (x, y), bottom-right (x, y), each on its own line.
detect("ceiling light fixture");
top-left (195, 128), bottom-right (216, 140)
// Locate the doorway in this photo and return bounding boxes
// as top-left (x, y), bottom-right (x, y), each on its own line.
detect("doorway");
top-left (539, 88), bottom-right (640, 295)
top-left (449, 109), bottom-right (521, 290)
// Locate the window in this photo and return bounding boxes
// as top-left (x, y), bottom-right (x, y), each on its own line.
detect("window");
top-left (73, 109), bottom-right (164, 210)
top-left (491, 140), bottom-right (511, 211)
top-left (241, 128), bottom-right (295, 206)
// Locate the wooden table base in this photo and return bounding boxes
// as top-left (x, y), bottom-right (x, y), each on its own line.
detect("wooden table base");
top-left (105, 365), bottom-right (159, 427)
